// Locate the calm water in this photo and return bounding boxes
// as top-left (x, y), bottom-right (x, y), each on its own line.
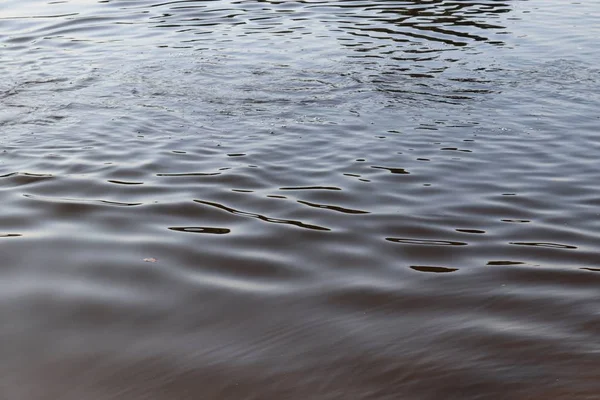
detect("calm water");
top-left (1, 0), bottom-right (599, 398)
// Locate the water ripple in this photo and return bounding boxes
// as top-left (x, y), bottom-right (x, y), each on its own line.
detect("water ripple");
top-left (194, 199), bottom-right (331, 231)
top-left (386, 237), bottom-right (468, 246)
top-left (296, 200), bottom-right (369, 215)
top-left (509, 242), bottom-right (578, 250)
top-left (168, 226), bottom-right (231, 235)
top-left (2, 0), bottom-right (600, 398)
top-left (410, 265), bottom-right (459, 274)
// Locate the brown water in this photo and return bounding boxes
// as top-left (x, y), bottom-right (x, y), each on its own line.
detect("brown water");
top-left (1, 1), bottom-right (599, 399)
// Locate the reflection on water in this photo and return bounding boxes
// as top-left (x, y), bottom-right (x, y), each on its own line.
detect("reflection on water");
top-left (1, 0), bottom-right (600, 399)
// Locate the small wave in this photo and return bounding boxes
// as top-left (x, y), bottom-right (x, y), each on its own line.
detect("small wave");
top-left (194, 200), bottom-right (330, 231)
top-left (509, 242), bottom-right (578, 250)
top-left (168, 226), bottom-right (231, 235)
top-left (410, 265), bottom-right (458, 273)
top-left (386, 237), bottom-right (468, 246)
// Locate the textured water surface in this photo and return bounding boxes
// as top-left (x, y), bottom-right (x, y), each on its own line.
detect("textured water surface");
top-left (1, 1), bottom-right (599, 399)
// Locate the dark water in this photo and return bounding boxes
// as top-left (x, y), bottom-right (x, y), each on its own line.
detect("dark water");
top-left (1, 1), bottom-right (599, 398)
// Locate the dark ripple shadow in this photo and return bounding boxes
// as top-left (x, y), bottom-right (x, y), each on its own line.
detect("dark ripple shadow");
top-left (371, 165), bottom-right (410, 174)
top-left (509, 242), bottom-right (578, 250)
top-left (194, 199), bottom-right (331, 231)
top-left (280, 186), bottom-right (342, 191)
top-left (487, 261), bottom-right (526, 266)
top-left (168, 226), bottom-right (231, 235)
top-left (23, 194), bottom-right (143, 208)
top-left (456, 229), bottom-right (486, 234)
top-left (107, 179), bottom-right (144, 185)
top-left (296, 199), bottom-right (369, 215)
top-left (386, 237), bottom-right (468, 246)
top-left (0, 172), bottom-right (54, 187)
top-left (410, 265), bottom-right (459, 274)
top-left (157, 172), bottom-right (221, 177)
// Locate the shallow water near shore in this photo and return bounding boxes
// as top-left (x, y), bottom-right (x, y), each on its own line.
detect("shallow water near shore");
top-left (1, 1), bottom-right (599, 399)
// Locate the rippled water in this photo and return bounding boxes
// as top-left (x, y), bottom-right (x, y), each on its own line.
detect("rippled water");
top-left (1, 1), bottom-right (599, 398)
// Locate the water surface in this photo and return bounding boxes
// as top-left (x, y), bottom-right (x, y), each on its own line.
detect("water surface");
top-left (1, 1), bottom-right (599, 399)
